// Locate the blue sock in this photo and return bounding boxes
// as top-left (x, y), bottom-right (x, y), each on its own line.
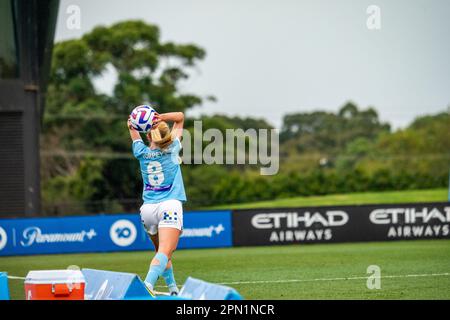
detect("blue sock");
top-left (145, 252), bottom-right (169, 289)
top-left (162, 265), bottom-right (178, 292)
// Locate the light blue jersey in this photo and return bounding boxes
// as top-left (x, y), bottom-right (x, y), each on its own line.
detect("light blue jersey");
top-left (132, 138), bottom-right (187, 204)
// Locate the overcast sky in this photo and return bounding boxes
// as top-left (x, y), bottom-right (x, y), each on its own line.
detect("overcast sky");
top-left (55, 0), bottom-right (450, 129)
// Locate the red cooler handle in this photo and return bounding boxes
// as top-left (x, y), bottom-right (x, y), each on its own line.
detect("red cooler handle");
top-left (52, 283), bottom-right (72, 296)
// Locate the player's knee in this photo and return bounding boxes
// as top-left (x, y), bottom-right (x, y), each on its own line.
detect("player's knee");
top-left (157, 247), bottom-right (174, 259)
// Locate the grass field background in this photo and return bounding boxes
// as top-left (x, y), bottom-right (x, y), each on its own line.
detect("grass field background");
top-left (2, 239), bottom-right (450, 300)
top-left (207, 188), bottom-right (448, 210)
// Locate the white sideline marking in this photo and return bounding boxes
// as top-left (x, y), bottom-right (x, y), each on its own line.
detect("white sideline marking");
top-left (9, 272), bottom-right (450, 287)
top-left (153, 290), bottom-right (170, 296)
top-left (154, 272), bottom-right (450, 288)
top-left (216, 272), bottom-right (450, 286)
top-left (7, 276), bottom-right (26, 280)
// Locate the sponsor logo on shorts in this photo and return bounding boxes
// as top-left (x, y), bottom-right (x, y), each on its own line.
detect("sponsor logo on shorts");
top-left (163, 211), bottom-right (178, 221)
top-left (110, 219), bottom-right (137, 247)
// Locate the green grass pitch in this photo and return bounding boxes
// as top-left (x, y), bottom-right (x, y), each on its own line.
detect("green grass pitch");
top-left (1, 239), bottom-right (449, 300)
top-left (207, 188), bottom-right (448, 210)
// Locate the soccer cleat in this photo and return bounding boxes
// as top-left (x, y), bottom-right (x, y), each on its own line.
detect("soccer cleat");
top-left (168, 285), bottom-right (179, 296)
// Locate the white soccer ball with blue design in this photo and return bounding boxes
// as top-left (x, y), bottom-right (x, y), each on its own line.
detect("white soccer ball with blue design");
top-left (129, 105), bottom-right (156, 133)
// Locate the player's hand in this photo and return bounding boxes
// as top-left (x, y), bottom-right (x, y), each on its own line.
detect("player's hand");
top-left (127, 118), bottom-right (135, 130)
top-left (152, 112), bottom-right (161, 127)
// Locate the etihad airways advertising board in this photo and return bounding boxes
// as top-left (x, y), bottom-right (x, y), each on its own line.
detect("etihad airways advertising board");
top-left (232, 202), bottom-right (450, 246)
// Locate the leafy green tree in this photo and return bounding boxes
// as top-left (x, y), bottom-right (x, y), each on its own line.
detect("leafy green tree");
top-left (280, 102), bottom-right (390, 153)
top-left (42, 20), bottom-right (208, 213)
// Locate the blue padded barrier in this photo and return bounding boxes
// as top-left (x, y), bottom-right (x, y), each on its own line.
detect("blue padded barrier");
top-left (0, 272), bottom-right (10, 300)
top-left (82, 268), bottom-right (153, 300)
top-left (179, 277), bottom-right (243, 300)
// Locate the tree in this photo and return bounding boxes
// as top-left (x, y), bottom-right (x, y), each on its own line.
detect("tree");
top-left (280, 102), bottom-right (390, 152)
top-left (42, 20), bottom-right (209, 213)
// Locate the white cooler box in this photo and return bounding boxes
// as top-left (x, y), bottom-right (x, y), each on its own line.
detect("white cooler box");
top-left (24, 270), bottom-right (85, 300)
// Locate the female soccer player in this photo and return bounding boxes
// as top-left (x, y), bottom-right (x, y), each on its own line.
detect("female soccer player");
top-left (127, 111), bottom-right (186, 295)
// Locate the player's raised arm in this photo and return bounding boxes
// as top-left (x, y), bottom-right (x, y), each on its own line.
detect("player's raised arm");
top-left (127, 118), bottom-right (142, 141)
top-left (154, 112), bottom-right (184, 140)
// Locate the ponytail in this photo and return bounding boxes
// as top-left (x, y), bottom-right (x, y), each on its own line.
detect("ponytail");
top-left (150, 121), bottom-right (173, 150)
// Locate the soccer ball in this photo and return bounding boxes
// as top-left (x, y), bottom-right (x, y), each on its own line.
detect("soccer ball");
top-left (129, 105), bottom-right (156, 132)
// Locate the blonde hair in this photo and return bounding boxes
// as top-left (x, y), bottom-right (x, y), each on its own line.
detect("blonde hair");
top-left (149, 121), bottom-right (173, 150)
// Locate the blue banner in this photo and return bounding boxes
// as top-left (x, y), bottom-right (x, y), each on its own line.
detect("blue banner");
top-left (0, 211), bottom-right (232, 256)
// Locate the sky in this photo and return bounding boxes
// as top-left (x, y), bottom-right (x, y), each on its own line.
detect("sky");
top-left (55, 0), bottom-right (450, 129)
